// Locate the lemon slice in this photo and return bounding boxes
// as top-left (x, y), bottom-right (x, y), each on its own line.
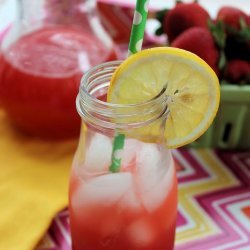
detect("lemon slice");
top-left (107, 47), bottom-right (220, 148)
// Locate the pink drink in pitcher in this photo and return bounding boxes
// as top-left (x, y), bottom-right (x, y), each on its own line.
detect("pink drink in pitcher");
top-left (0, 27), bottom-right (117, 138)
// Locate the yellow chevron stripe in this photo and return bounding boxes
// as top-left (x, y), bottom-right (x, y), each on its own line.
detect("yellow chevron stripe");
top-left (176, 149), bottom-right (239, 244)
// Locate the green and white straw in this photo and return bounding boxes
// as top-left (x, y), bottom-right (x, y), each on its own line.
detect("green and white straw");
top-left (128, 0), bottom-right (150, 55)
top-left (109, 0), bottom-right (150, 173)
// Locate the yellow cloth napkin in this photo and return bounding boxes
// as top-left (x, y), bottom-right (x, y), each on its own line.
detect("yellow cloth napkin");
top-left (0, 110), bottom-right (78, 250)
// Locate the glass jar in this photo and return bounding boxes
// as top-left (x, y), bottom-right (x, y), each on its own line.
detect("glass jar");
top-left (0, 0), bottom-right (118, 139)
top-left (69, 61), bottom-right (178, 250)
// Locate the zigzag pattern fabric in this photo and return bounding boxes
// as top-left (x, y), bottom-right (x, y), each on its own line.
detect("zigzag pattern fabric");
top-left (37, 149), bottom-right (250, 250)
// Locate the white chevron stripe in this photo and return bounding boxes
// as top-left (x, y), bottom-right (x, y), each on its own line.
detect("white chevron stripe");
top-left (55, 217), bottom-right (72, 245)
top-left (190, 150), bottom-right (215, 178)
top-left (212, 193), bottom-right (250, 250)
top-left (227, 200), bottom-right (250, 231)
top-left (172, 150), bottom-right (194, 178)
top-left (235, 246), bottom-right (250, 250)
top-left (176, 204), bottom-right (196, 233)
top-left (194, 150), bottom-right (241, 185)
top-left (232, 154), bottom-right (250, 178)
top-left (58, 210), bottom-right (69, 217)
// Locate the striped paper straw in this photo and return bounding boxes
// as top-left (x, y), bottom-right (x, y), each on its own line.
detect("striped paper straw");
top-left (109, 0), bottom-right (150, 173)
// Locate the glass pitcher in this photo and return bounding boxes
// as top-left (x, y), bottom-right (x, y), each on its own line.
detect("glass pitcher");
top-left (0, 0), bottom-right (118, 139)
top-left (69, 61), bottom-right (178, 250)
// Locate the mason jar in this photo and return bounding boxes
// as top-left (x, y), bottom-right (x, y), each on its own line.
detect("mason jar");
top-left (69, 61), bottom-right (178, 250)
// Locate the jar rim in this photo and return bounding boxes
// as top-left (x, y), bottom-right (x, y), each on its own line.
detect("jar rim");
top-left (76, 60), bottom-right (169, 130)
top-left (79, 60), bottom-right (168, 109)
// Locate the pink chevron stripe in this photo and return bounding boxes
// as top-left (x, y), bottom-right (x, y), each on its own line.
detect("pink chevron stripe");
top-left (174, 149), bottom-right (210, 183)
top-left (213, 194), bottom-right (250, 249)
top-left (216, 151), bottom-right (250, 185)
top-left (175, 151), bottom-right (250, 250)
top-left (48, 211), bottom-right (71, 250)
top-left (179, 190), bottom-right (250, 250)
top-left (232, 154), bottom-right (250, 178)
top-left (209, 194), bottom-right (250, 249)
top-left (176, 211), bottom-right (188, 227)
top-left (237, 152), bottom-right (250, 166)
top-left (219, 197), bottom-right (250, 234)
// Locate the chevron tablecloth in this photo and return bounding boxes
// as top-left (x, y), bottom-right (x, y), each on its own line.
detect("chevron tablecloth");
top-left (37, 149), bottom-right (250, 250)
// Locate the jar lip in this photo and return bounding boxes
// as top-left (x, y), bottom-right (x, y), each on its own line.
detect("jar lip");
top-left (79, 60), bottom-right (168, 109)
top-left (77, 60), bottom-right (169, 130)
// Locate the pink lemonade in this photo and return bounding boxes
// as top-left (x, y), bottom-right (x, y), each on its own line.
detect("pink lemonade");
top-left (0, 26), bottom-right (117, 138)
top-left (69, 127), bottom-right (178, 249)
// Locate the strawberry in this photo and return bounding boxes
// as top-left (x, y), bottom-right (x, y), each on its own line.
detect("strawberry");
top-left (171, 27), bottom-right (219, 74)
top-left (216, 6), bottom-right (249, 31)
top-left (224, 60), bottom-right (250, 84)
top-left (163, 2), bottom-right (210, 43)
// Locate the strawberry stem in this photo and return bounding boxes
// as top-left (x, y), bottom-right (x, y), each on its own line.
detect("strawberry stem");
top-left (176, 0), bottom-right (183, 5)
top-left (218, 50), bottom-right (226, 70)
top-left (155, 9), bottom-right (168, 36)
top-left (208, 19), bottom-right (226, 49)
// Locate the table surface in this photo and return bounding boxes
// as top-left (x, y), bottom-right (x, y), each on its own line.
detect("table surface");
top-left (37, 149), bottom-right (250, 250)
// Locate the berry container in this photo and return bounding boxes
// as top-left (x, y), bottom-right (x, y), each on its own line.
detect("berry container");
top-left (190, 83), bottom-right (250, 149)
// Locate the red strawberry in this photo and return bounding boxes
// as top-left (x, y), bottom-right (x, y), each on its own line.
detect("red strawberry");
top-left (171, 27), bottom-right (219, 74)
top-left (163, 3), bottom-right (210, 43)
top-left (224, 60), bottom-right (250, 84)
top-left (216, 6), bottom-right (249, 30)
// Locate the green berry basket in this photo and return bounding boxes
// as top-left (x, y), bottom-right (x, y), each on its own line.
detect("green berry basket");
top-left (190, 83), bottom-right (250, 149)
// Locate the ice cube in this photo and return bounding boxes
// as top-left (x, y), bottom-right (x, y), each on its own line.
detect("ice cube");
top-left (120, 139), bottom-right (138, 169)
top-left (120, 187), bottom-right (142, 212)
top-left (136, 143), bottom-right (163, 191)
top-left (136, 144), bottom-right (175, 212)
top-left (72, 172), bottom-right (133, 210)
top-left (141, 156), bottom-right (175, 213)
top-left (127, 219), bottom-right (156, 247)
top-left (84, 133), bottom-right (112, 174)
